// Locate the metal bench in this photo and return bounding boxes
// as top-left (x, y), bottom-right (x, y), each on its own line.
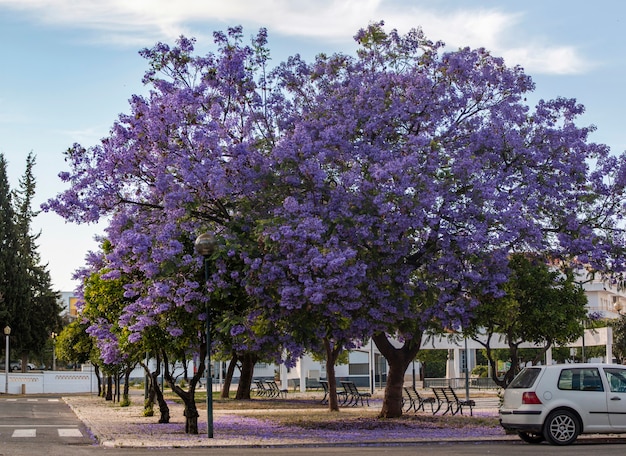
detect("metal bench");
top-left (340, 381), bottom-right (371, 406)
top-left (432, 386), bottom-right (474, 416)
top-left (319, 379), bottom-right (348, 405)
top-left (403, 386), bottom-right (436, 413)
top-left (265, 380), bottom-right (288, 398)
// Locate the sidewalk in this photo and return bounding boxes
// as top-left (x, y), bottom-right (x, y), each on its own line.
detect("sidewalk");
top-left (65, 390), bottom-right (513, 448)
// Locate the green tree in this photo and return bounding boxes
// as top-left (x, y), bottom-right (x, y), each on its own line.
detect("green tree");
top-left (467, 254), bottom-right (588, 388)
top-left (81, 264), bottom-right (146, 406)
top-left (0, 153), bottom-right (60, 370)
top-left (416, 349), bottom-right (448, 378)
top-left (55, 319), bottom-right (102, 391)
top-left (13, 153), bottom-right (62, 369)
top-left (0, 154), bottom-right (21, 327)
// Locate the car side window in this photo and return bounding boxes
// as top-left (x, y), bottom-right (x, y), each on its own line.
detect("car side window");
top-left (558, 368), bottom-right (604, 392)
top-left (604, 368), bottom-right (626, 392)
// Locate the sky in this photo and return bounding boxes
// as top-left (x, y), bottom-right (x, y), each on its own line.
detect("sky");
top-left (1, 0), bottom-right (625, 292)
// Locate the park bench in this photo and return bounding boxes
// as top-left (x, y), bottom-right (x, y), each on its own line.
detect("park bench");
top-left (431, 386), bottom-right (475, 416)
top-left (319, 379), bottom-right (348, 405)
top-left (340, 381), bottom-right (371, 406)
top-left (403, 386), bottom-right (436, 413)
top-left (253, 379), bottom-right (270, 397)
top-left (265, 380), bottom-right (288, 398)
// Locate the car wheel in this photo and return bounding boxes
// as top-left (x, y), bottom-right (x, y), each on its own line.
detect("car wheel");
top-left (518, 431), bottom-right (545, 444)
top-left (543, 410), bottom-right (580, 445)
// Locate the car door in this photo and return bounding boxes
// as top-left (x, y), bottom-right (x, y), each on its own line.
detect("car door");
top-left (555, 367), bottom-right (609, 430)
top-left (603, 367), bottom-right (626, 430)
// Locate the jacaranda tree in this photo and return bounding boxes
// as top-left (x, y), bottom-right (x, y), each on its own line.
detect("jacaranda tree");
top-left (44, 27), bottom-right (292, 433)
top-left (252, 22), bottom-right (626, 417)
top-left (44, 22), bottom-right (626, 425)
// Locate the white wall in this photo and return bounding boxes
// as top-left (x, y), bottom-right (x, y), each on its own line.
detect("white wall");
top-left (0, 369), bottom-right (99, 394)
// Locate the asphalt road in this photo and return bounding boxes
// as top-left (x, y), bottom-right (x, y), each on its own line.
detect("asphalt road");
top-left (0, 394), bottom-right (94, 453)
top-left (2, 396), bottom-right (626, 455)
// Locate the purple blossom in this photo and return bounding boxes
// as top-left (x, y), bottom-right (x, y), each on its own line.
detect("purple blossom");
top-left (42, 22), bottom-right (626, 422)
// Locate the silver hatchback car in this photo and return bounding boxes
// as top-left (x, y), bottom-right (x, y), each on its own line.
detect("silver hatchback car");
top-left (500, 363), bottom-right (626, 445)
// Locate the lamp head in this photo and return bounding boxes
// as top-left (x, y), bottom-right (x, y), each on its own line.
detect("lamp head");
top-left (195, 232), bottom-right (216, 257)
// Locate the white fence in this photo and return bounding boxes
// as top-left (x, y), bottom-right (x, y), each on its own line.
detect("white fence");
top-left (0, 369), bottom-right (98, 395)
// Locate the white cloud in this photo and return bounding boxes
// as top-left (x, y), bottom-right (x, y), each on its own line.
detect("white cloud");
top-left (0, 0), bottom-right (590, 74)
top-left (56, 125), bottom-right (109, 146)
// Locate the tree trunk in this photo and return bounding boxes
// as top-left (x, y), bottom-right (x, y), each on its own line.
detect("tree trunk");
top-left (105, 375), bottom-right (113, 401)
top-left (476, 334), bottom-right (508, 389)
top-left (151, 371), bottom-right (170, 423)
top-left (505, 343), bottom-right (520, 386)
top-left (221, 353), bottom-right (238, 399)
top-left (323, 337), bottom-right (341, 412)
top-left (162, 350), bottom-right (203, 434)
top-left (180, 393), bottom-right (200, 435)
top-left (141, 357), bottom-right (170, 422)
top-left (235, 352), bottom-right (257, 400)
top-left (94, 364), bottom-right (102, 396)
top-left (532, 343), bottom-right (551, 366)
top-left (373, 332), bottom-right (422, 418)
top-left (115, 374), bottom-right (121, 403)
top-left (121, 367), bottom-right (132, 406)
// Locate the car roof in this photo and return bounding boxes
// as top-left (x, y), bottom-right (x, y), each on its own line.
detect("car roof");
top-left (529, 363), bottom-right (626, 370)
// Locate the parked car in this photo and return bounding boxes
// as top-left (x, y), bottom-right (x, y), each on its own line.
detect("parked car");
top-left (10, 361), bottom-right (36, 371)
top-left (500, 363), bottom-right (626, 445)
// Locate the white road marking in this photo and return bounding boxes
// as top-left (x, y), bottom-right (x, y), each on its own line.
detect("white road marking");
top-left (12, 429), bottom-right (36, 437)
top-left (58, 428), bottom-right (83, 437)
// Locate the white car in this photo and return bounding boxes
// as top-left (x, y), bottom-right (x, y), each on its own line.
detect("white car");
top-left (500, 363), bottom-right (626, 445)
top-left (10, 361), bottom-right (36, 371)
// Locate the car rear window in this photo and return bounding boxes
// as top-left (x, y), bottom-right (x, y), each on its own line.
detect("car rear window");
top-left (558, 368), bottom-right (603, 391)
top-left (508, 368), bottom-right (541, 388)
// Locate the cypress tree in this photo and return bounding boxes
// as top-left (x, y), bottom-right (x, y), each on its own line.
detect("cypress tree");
top-left (12, 153), bottom-right (62, 368)
top-left (0, 154), bottom-right (24, 352)
top-left (0, 153), bottom-right (61, 369)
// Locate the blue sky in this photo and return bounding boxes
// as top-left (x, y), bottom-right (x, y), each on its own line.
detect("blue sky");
top-left (1, 0), bottom-right (625, 291)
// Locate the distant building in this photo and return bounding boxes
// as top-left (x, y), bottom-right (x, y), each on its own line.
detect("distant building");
top-left (58, 291), bottom-right (80, 320)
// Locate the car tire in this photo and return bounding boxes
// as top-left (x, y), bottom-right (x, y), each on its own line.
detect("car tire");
top-left (543, 409), bottom-right (580, 445)
top-left (518, 431), bottom-right (545, 444)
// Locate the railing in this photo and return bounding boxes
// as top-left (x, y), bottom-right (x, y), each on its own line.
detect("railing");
top-left (423, 377), bottom-right (499, 390)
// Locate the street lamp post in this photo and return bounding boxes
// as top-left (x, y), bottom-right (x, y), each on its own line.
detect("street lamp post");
top-left (614, 301), bottom-right (623, 364)
top-left (195, 232), bottom-right (216, 439)
top-left (4, 325), bottom-right (11, 394)
top-left (51, 332), bottom-right (58, 371)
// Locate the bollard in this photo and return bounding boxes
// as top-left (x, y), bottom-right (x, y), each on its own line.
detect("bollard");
top-left (21, 384), bottom-right (25, 395)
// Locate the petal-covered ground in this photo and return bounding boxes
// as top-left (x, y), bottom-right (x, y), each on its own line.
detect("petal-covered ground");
top-left (66, 392), bottom-right (509, 447)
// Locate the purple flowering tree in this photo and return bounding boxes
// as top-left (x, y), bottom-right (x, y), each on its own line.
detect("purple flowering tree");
top-left (258, 22), bottom-right (626, 418)
top-left (44, 21), bottom-right (626, 424)
top-left (43, 27), bottom-right (292, 432)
